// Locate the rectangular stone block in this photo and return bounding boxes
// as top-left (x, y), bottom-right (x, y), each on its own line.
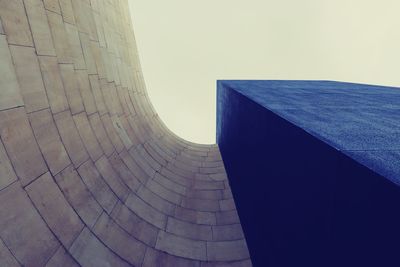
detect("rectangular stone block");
top-left (88, 75), bottom-right (107, 114)
top-left (29, 109), bottom-right (71, 175)
top-left (109, 153), bottom-right (141, 192)
top-left (77, 160), bottom-right (118, 214)
top-left (88, 113), bottom-right (114, 156)
top-left (65, 23), bottom-right (86, 69)
top-left (59, 64), bottom-right (84, 114)
top-left (0, 35), bottom-right (24, 111)
top-left (0, 140), bottom-right (17, 190)
top-left (73, 112), bottom-right (103, 161)
top-left (0, 107), bottom-right (47, 185)
top-left (9, 45), bottom-right (49, 113)
top-left (26, 172), bottom-right (84, 247)
top-left (0, 238), bottom-right (19, 267)
top-left (0, 0), bottom-right (33, 46)
top-left (46, 246), bottom-right (79, 267)
top-left (69, 227), bottom-right (130, 267)
top-left (55, 166), bottom-right (102, 228)
top-left (24, 0), bottom-right (56, 56)
top-left (54, 110), bottom-right (89, 167)
top-left (59, 0), bottom-right (75, 24)
top-left (137, 185), bottom-right (175, 215)
top-left (80, 32), bottom-right (97, 74)
top-left (156, 231), bottom-right (207, 261)
top-left (166, 217), bottom-right (212, 241)
top-left (47, 11), bottom-right (73, 63)
top-left (38, 56), bottom-right (69, 114)
top-left (143, 247), bottom-right (200, 267)
top-left (206, 240), bottom-right (249, 261)
top-left (43, 0), bottom-right (61, 14)
top-left (76, 70), bottom-right (97, 114)
top-left (0, 182), bottom-right (58, 265)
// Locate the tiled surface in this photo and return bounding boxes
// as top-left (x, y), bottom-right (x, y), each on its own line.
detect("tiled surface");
top-left (0, 1), bottom-right (250, 266)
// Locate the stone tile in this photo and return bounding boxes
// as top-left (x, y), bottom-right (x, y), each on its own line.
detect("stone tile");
top-left (186, 189), bottom-right (223, 200)
top-left (29, 109), bottom-right (71, 175)
top-left (73, 112), bottom-right (103, 161)
top-left (0, 35), bottom-right (24, 111)
top-left (174, 206), bottom-right (217, 225)
top-left (0, 107), bottom-right (47, 185)
top-left (110, 201), bottom-right (159, 247)
top-left (80, 32), bottom-right (97, 74)
top-left (193, 180), bottom-right (225, 190)
top-left (181, 198), bottom-right (220, 212)
top-left (55, 166), bottom-right (102, 228)
top-left (216, 210), bottom-right (241, 225)
top-left (219, 198), bottom-right (236, 211)
top-left (125, 193), bottom-right (167, 229)
top-left (212, 224), bottom-right (244, 241)
top-left (88, 112), bottom-right (114, 156)
top-left (0, 140), bottom-right (17, 191)
top-left (0, 182), bottom-right (59, 265)
top-left (200, 259), bottom-right (253, 267)
top-left (101, 113), bottom-right (124, 152)
top-left (0, 238), bottom-right (19, 267)
top-left (59, 64), bottom-right (84, 114)
top-left (88, 75), bottom-right (107, 114)
top-left (95, 156), bottom-right (129, 201)
top-left (24, 0), bottom-right (56, 56)
top-left (146, 179), bottom-right (182, 205)
top-left (166, 217), bottom-right (212, 241)
top-left (137, 185), bottom-right (175, 216)
top-left (26, 172), bottom-right (84, 247)
top-left (77, 160), bottom-right (118, 214)
top-left (65, 23), bottom-right (86, 69)
top-left (9, 45), bottom-right (49, 113)
top-left (46, 11), bottom-right (73, 63)
top-left (111, 115), bottom-right (133, 149)
top-left (154, 172), bottom-right (186, 195)
top-left (46, 246), bottom-right (79, 267)
top-left (93, 213), bottom-right (146, 266)
top-left (109, 153), bottom-right (141, 192)
top-left (0, 0), bottom-right (33, 46)
top-left (43, 0), bottom-right (61, 14)
top-left (59, 0), bottom-right (75, 24)
top-left (91, 41), bottom-right (106, 78)
top-left (120, 149), bottom-right (149, 184)
top-left (54, 110), bottom-right (89, 167)
top-left (206, 239), bottom-right (250, 261)
top-left (38, 56), bottom-right (69, 114)
top-left (76, 70), bottom-right (97, 114)
top-left (143, 247), bottom-right (200, 267)
top-left (69, 227), bottom-right (131, 267)
top-left (0, 18), bottom-right (4, 34)
top-left (155, 231), bottom-right (207, 261)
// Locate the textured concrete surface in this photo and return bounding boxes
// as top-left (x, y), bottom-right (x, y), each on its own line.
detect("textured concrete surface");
top-left (0, 1), bottom-right (250, 266)
top-left (217, 80), bottom-right (400, 267)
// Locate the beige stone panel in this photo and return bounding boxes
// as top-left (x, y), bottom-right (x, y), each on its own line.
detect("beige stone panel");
top-left (0, 238), bottom-right (19, 267)
top-left (206, 239), bottom-right (250, 261)
top-left (0, 0), bottom-right (33, 46)
top-left (80, 32), bottom-right (97, 74)
top-left (43, 0), bottom-right (61, 14)
top-left (93, 213), bottom-right (146, 266)
top-left (110, 201), bottom-right (159, 247)
top-left (59, 0), bottom-right (75, 24)
top-left (0, 182), bottom-right (59, 265)
top-left (29, 109), bottom-right (71, 175)
top-left (38, 56), bottom-right (69, 114)
top-left (101, 114), bottom-right (124, 152)
top-left (26, 172), bottom-right (84, 247)
top-left (91, 41), bottom-right (106, 78)
top-left (88, 112), bottom-right (114, 156)
top-left (46, 246), bottom-right (79, 267)
top-left (77, 160), bottom-right (118, 214)
top-left (212, 224), bottom-right (245, 241)
top-left (125, 193), bottom-right (167, 229)
top-left (109, 153), bottom-right (141, 192)
top-left (55, 165), bottom-right (102, 228)
top-left (174, 206), bottom-right (217, 226)
top-left (9, 45), bottom-right (49, 113)
top-left (76, 70), bottom-right (97, 114)
top-left (166, 217), bottom-right (212, 241)
top-left (95, 156), bottom-right (129, 200)
top-left (24, 0), bottom-right (56, 56)
top-left (0, 17), bottom-right (4, 34)
top-left (120, 149), bottom-right (149, 184)
top-left (70, 0), bottom-right (89, 34)
top-left (73, 112), bottom-right (103, 161)
top-left (156, 231), bottom-right (207, 261)
top-left (64, 23), bottom-right (86, 69)
top-left (59, 64), bottom-right (84, 114)
top-left (111, 115), bottom-right (133, 149)
top-left (143, 247), bottom-right (200, 267)
top-left (54, 110), bottom-right (89, 166)
top-left (0, 140), bottom-right (17, 190)
top-left (69, 227), bottom-right (131, 267)
top-left (137, 185), bottom-right (175, 216)
top-left (0, 107), bottom-right (47, 185)
top-left (88, 75), bottom-right (107, 114)
top-left (46, 11), bottom-right (73, 64)
top-left (146, 179), bottom-right (182, 205)
top-left (93, 12), bottom-right (106, 47)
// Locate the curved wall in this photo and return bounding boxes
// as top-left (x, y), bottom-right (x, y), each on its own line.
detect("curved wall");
top-left (0, 0), bottom-right (250, 266)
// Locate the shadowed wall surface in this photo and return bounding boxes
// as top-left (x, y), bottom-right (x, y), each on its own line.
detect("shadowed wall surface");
top-left (0, 1), bottom-right (250, 266)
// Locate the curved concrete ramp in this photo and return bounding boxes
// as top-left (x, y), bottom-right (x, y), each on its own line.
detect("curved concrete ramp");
top-left (0, 1), bottom-right (250, 266)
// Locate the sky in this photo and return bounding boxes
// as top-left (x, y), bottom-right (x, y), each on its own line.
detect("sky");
top-left (128, 0), bottom-right (400, 144)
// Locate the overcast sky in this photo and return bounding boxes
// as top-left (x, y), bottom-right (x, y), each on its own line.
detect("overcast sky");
top-left (129, 0), bottom-right (400, 144)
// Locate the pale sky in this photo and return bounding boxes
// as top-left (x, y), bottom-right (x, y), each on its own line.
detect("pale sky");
top-left (129, 0), bottom-right (400, 144)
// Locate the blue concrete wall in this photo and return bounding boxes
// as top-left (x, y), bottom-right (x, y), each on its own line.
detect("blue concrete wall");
top-left (217, 80), bottom-right (400, 267)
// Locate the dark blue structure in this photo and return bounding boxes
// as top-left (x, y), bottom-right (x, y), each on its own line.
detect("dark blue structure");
top-left (216, 80), bottom-right (400, 267)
